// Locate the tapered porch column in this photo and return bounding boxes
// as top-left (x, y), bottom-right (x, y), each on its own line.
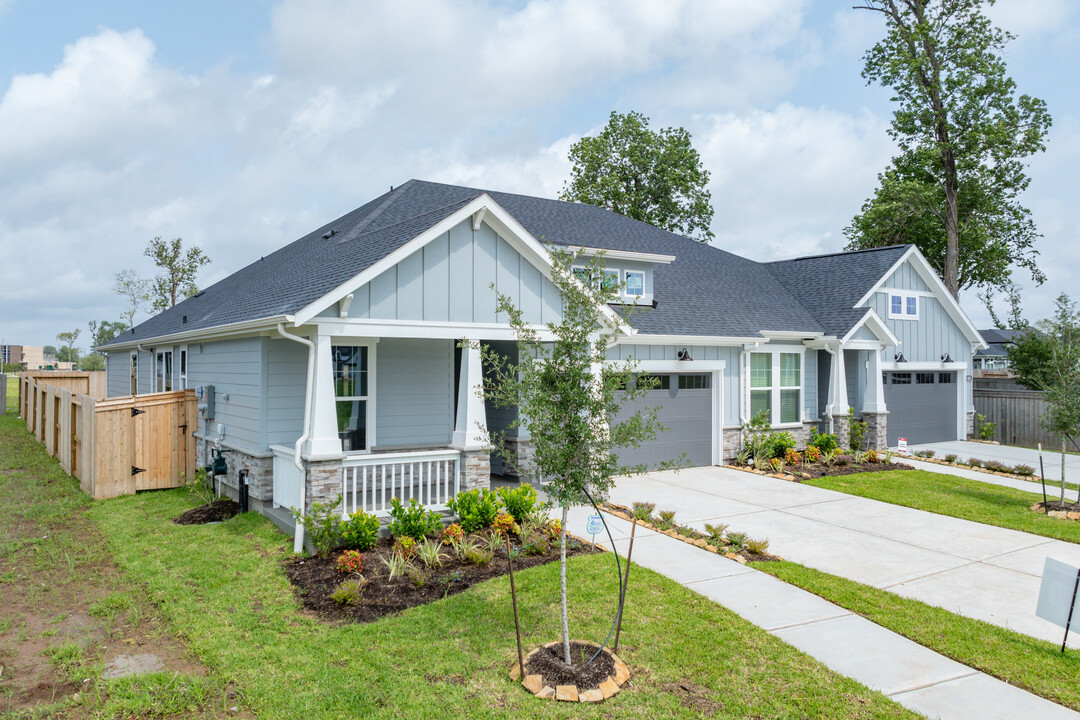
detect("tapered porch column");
top-left (453, 342), bottom-right (488, 450)
top-left (833, 345), bottom-right (851, 448)
top-left (307, 333), bottom-right (343, 456)
top-left (863, 348), bottom-right (886, 413)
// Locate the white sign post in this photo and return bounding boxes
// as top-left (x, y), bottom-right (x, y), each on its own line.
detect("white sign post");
top-left (897, 437), bottom-right (908, 455)
top-left (586, 514), bottom-right (604, 549)
top-left (1036, 557), bottom-right (1080, 652)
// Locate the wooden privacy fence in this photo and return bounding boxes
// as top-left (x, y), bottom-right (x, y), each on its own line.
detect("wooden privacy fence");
top-left (20, 370), bottom-right (106, 400)
top-left (973, 378), bottom-right (1062, 450)
top-left (18, 375), bottom-right (196, 499)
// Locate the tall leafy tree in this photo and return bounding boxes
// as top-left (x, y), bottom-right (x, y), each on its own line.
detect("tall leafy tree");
top-left (56, 330), bottom-right (81, 365)
top-left (561, 111), bottom-right (715, 242)
top-left (845, 0), bottom-right (1051, 299)
top-left (113, 269), bottom-right (151, 327)
top-left (144, 237), bottom-right (211, 311)
top-left (480, 251), bottom-right (673, 665)
top-left (88, 320), bottom-right (128, 350)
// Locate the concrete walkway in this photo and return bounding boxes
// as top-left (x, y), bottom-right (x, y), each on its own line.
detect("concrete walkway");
top-left (897, 455), bottom-right (1074, 497)
top-left (566, 505), bottom-right (1079, 720)
top-left (911, 440), bottom-right (1080, 483)
top-left (602, 467), bottom-right (1080, 649)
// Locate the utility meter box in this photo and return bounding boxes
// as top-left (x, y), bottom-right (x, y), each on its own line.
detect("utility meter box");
top-left (196, 384), bottom-right (215, 421)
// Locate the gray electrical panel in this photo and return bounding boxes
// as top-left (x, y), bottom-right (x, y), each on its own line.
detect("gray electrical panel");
top-left (196, 384), bottom-right (215, 420)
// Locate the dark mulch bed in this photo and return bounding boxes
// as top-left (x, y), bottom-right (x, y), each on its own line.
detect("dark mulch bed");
top-left (524, 641), bottom-right (615, 689)
top-left (790, 461), bottom-right (914, 480)
top-left (285, 535), bottom-right (598, 624)
top-left (1037, 500), bottom-right (1080, 513)
top-left (173, 499), bottom-right (239, 525)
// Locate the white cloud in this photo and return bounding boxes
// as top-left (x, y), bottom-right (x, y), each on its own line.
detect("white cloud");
top-left (986, 0), bottom-right (1075, 39)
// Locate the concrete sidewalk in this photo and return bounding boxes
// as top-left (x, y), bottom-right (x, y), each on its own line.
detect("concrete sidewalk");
top-left (567, 506), bottom-right (1080, 720)
top-left (602, 467), bottom-right (1080, 649)
top-left (897, 455), bottom-right (1074, 497)
top-left (911, 440), bottom-right (1080, 483)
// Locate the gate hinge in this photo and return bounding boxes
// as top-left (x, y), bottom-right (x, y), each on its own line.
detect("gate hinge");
top-left (131, 408), bottom-right (146, 417)
top-left (131, 466), bottom-right (146, 476)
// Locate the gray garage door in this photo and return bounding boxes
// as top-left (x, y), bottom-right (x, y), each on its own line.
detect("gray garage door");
top-left (614, 373), bottom-right (713, 468)
top-left (884, 371), bottom-right (959, 446)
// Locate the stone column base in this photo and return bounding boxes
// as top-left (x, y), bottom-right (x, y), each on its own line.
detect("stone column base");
top-left (832, 416), bottom-right (851, 452)
top-left (500, 436), bottom-right (535, 480)
top-left (862, 411), bottom-right (888, 451)
top-left (305, 457), bottom-right (345, 509)
top-left (967, 410), bottom-right (976, 438)
top-left (461, 450), bottom-right (490, 493)
top-left (722, 428), bottom-right (743, 463)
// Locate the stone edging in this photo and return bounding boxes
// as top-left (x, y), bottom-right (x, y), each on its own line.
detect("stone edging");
top-left (723, 464), bottom-right (799, 483)
top-left (602, 503), bottom-right (775, 564)
top-left (1030, 503), bottom-right (1080, 520)
top-left (906, 455), bottom-right (1039, 483)
top-left (510, 640), bottom-right (630, 702)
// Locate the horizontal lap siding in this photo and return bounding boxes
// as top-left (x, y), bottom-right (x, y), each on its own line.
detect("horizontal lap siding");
top-left (187, 338), bottom-right (264, 453)
top-left (105, 352), bottom-right (130, 397)
top-left (375, 338), bottom-right (453, 448)
top-left (804, 348), bottom-right (818, 420)
top-left (265, 339), bottom-right (307, 447)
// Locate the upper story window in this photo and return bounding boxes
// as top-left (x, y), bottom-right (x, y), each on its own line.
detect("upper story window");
top-left (888, 292), bottom-right (919, 320)
top-left (749, 350), bottom-right (802, 426)
top-left (624, 271), bottom-right (645, 296)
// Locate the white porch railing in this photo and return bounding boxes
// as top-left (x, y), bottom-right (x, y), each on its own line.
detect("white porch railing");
top-left (342, 449), bottom-right (461, 518)
top-left (271, 445), bottom-right (304, 512)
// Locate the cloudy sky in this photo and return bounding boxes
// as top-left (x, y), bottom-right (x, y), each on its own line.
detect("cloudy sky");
top-left (1, 0), bottom-right (1077, 349)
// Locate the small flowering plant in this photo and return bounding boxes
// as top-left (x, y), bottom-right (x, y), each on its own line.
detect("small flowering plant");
top-left (493, 511), bottom-right (518, 537)
top-left (545, 519), bottom-right (562, 541)
top-left (804, 445), bottom-right (822, 463)
top-left (394, 536), bottom-right (417, 558)
top-left (441, 522), bottom-right (465, 545)
top-left (336, 550), bottom-right (365, 575)
top-left (783, 447), bottom-right (801, 465)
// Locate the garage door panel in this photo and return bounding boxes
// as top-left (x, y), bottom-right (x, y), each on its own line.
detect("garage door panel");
top-left (884, 372), bottom-right (958, 445)
top-left (614, 375), bottom-right (712, 468)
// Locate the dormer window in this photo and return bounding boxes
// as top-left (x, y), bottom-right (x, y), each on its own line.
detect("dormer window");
top-left (624, 270), bottom-right (644, 296)
top-left (888, 292), bottom-right (919, 320)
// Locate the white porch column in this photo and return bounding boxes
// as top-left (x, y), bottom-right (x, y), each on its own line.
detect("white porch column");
top-left (834, 345), bottom-right (849, 413)
top-left (306, 333), bottom-right (343, 456)
top-left (453, 342), bottom-right (488, 449)
top-left (863, 346), bottom-right (886, 413)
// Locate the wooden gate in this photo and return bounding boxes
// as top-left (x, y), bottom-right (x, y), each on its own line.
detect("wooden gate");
top-left (92, 392), bottom-right (196, 498)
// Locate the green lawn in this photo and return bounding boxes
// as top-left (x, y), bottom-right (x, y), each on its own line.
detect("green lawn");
top-left (807, 469), bottom-right (1080, 544)
top-left (753, 560), bottom-right (1080, 712)
top-left (90, 489), bottom-right (919, 719)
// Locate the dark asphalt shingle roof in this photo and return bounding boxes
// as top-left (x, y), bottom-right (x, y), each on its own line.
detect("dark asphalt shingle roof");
top-left (975, 328), bottom-right (1026, 357)
top-left (102, 179), bottom-right (907, 348)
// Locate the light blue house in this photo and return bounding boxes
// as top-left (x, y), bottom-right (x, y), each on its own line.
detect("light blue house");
top-left (99, 180), bottom-right (986, 546)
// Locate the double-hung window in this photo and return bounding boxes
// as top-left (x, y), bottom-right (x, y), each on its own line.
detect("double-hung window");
top-left (178, 347), bottom-right (188, 390)
top-left (333, 345), bottom-right (371, 452)
top-left (749, 350), bottom-right (802, 425)
top-left (155, 350), bottom-right (173, 392)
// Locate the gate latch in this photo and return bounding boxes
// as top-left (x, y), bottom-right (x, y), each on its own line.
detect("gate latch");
top-left (131, 466), bottom-right (146, 476)
top-left (131, 408), bottom-right (146, 417)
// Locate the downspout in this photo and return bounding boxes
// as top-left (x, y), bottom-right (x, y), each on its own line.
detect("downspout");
top-left (822, 344), bottom-right (837, 435)
top-left (276, 324), bottom-right (315, 554)
top-left (737, 342), bottom-right (759, 449)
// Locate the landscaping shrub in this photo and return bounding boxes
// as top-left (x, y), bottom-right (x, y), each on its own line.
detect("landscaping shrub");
top-left (657, 510), bottom-right (677, 530)
top-left (447, 488), bottom-right (499, 533)
top-left (834, 454), bottom-right (851, 467)
top-left (742, 412), bottom-right (795, 459)
top-left (387, 497), bottom-right (443, 541)
top-left (704, 522), bottom-right (729, 546)
top-left (984, 460), bottom-right (1007, 472)
top-left (726, 531), bottom-right (748, 550)
top-left (393, 536), bottom-right (417, 558)
top-left (784, 447), bottom-right (801, 465)
top-left (631, 501), bottom-right (655, 522)
top-left (1014, 464), bottom-right (1035, 476)
top-left (848, 413), bottom-right (867, 451)
top-left (746, 537), bottom-right (770, 555)
top-left (866, 449), bottom-right (880, 463)
top-left (763, 432), bottom-right (796, 459)
top-left (336, 550), bottom-right (365, 575)
top-left (944, 454), bottom-right (959, 464)
top-left (330, 577), bottom-right (366, 605)
top-left (416, 539), bottom-right (446, 569)
top-left (291, 497), bottom-right (344, 557)
top-left (769, 457), bottom-right (785, 473)
top-left (493, 511), bottom-right (517, 537)
top-left (441, 523), bottom-right (464, 545)
top-left (495, 483), bottom-right (537, 523)
top-left (341, 509), bottom-right (380, 551)
top-left (381, 552), bottom-right (412, 580)
top-left (808, 431), bottom-right (839, 453)
top-left (967, 457), bottom-right (983, 467)
top-left (804, 445), bottom-right (822, 463)
top-left (977, 413), bottom-right (997, 441)
top-left (544, 518), bottom-right (562, 541)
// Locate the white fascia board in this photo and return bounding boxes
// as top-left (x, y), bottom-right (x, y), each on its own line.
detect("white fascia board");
top-left (292, 194), bottom-right (630, 336)
top-left (99, 315), bottom-right (293, 352)
top-left (613, 333), bottom-right (763, 346)
top-left (309, 318), bottom-right (558, 343)
top-left (759, 330), bottom-right (825, 341)
top-left (854, 246), bottom-right (987, 349)
top-left (559, 245), bottom-right (676, 265)
top-left (841, 308), bottom-right (900, 347)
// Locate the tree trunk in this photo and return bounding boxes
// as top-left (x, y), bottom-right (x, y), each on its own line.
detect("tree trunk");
top-left (943, 148), bottom-right (961, 299)
top-left (560, 504), bottom-right (571, 665)
top-left (1062, 439), bottom-right (1067, 504)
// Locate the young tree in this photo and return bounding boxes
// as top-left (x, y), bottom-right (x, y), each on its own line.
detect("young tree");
top-left (56, 330), bottom-right (81, 366)
top-left (561, 111), bottom-right (715, 242)
top-left (480, 251), bottom-right (673, 665)
top-left (144, 237), bottom-right (211, 311)
top-left (78, 354), bottom-right (105, 371)
top-left (88, 320), bottom-right (129, 350)
top-left (845, 0), bottom-right (1051, 299)
top-left (113, 269), bottom-right (151, 327)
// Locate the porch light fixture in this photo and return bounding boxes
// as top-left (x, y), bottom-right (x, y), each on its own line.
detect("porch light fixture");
top-left (940, 353), bottom-right (952, 363)
top-left (677, 347), bottom-right (692, 361)
top-left (894, 351), bottom-right (906, 362)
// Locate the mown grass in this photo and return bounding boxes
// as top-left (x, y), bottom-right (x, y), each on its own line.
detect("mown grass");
top-left (754, 560), bottom-right (1080, 712)
top-left (90, 487), bottom-right (920, 719)
top-left (807, 469), bottom-right (1080, 544)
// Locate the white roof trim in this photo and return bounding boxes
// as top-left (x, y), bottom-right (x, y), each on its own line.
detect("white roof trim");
top-left (613, 333), bottom-right (765, 346)
top-left (759, 330), bottom-right (825, 340)
top-left (99, 314), bottom-right (294, 352)
top-left (853, 246), bottom-right (987, 349)
top-left (561, 245), bottom-right (676, 264)
top-left (291, 194), bottom-right (630, 335)
top-left (841, 308), bottom-right (900, 347)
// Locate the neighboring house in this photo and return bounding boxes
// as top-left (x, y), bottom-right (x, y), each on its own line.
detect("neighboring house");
top-left (974, 328), bottom-right (1025, 375)
top-left (98, 180), bottom-right (986, 539)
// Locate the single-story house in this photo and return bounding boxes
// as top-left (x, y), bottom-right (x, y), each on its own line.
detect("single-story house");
top-left (974, 328), bottom-right (1025, 374)
top-left (98, 180), bottom-right (986, 543)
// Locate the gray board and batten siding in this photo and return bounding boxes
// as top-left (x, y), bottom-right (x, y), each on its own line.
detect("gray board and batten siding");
top-left (319, 219), bottom-right (563, 326)
top-left (868, 261), bottom-right (970, 365)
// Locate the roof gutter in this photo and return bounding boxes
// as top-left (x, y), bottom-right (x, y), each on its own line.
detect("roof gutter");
top-left (275, 324), bottom-right (315, 554)
top-left (100, 315), bottom-right (295, 353)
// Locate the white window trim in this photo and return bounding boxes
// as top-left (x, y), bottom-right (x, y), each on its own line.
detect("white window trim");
top-left (177, 345), bottom-right (188, 390)
top-left (887, 291), bottom-right (920, 320)
top-left (331, 341), bottom-right (377, 453)
top-left (130, 351), bottom-right (138, 395)
top-left (623, 269), bottom-right (645, 298)
top-left (747, 346), bottom-right (805, 428)
top-left (153, 348), bottom-right (175, 393)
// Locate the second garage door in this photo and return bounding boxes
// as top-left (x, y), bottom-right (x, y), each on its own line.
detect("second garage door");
top-left (614, 373), bottom-right (713, 468)
top-left (884, 371), bottom-right (959, 446)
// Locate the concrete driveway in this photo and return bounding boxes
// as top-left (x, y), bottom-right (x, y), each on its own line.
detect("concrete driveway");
top-left (608, 466), bottom-right (1080, 648)
top-left (909, 439), bottom-right (1080, 482)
